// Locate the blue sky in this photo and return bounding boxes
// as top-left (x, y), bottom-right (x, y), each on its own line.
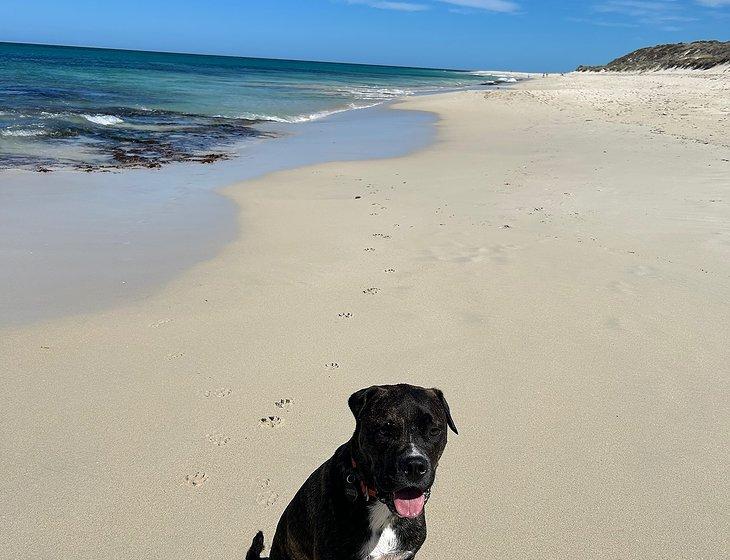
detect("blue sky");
top-left (0, 1), bottom-right (728, 71)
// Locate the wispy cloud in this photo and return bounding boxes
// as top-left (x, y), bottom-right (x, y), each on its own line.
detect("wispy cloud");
top-left (695, 0), bottom-right (730, 6)
top-left (567, 16), bottom-right (640, 27)
top-left (344, 0), bottom-right (520, 13)
top-left (589, 0), bottom-right (697, 29)
top-left (346, 0), bottom-right (429, 11)
top-left (437, 0), bottom-right (519, 12)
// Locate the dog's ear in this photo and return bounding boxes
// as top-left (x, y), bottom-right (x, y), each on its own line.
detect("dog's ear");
top-left (432, 388), bottom-right (458, 434)
top-left (348, 386), bottom-right (380, 419)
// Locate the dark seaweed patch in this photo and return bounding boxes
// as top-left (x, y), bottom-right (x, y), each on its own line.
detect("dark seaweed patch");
top-left (0, 107), bottom-right (276, 172)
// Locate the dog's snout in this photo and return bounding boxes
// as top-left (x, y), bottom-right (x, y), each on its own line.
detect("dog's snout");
top-left (400, 455), bottom-right (429, 481)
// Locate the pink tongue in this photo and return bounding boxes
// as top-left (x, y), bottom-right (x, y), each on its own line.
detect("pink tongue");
top-left (393, 489), bottom-right (426, 518)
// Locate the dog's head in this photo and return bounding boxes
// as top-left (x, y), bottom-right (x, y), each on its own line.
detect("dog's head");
top-left (348, 383), bottom-right (457, 519)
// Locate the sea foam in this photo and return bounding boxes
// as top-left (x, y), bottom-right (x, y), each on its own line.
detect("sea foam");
top-left (1, 128), bottom-right (46, 137)
top-left (83, 114), bottom-right (124, 126)
top-left (232, 102), bottom-right (381, 124)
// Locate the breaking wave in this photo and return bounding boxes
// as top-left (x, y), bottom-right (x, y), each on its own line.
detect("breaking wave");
top-left (82, 114), bottom-right (125, 126)
top-left (230, 102), bottom-right (382, 124)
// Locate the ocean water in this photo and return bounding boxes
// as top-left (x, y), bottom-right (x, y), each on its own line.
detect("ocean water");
top-left (0, 42), bottom-right (488, 170)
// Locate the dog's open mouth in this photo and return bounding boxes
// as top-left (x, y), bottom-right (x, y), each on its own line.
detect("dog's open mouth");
top-left (392, 488), bottom-right (426, 518)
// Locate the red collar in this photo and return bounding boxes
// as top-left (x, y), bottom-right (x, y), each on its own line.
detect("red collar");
top-left (351, 458), bottom-right (378, 501)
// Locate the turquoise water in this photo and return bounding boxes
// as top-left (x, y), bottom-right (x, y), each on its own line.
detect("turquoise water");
top-left (0, 42), bottom-right (488, 170)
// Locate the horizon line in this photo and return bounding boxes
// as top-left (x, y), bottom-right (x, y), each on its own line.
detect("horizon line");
top-left (0, 39), bottom-right (483, 74)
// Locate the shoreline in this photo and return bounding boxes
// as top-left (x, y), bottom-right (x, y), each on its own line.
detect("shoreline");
top-left (1, 78), bottom-right (527, 328)
top-left (0, 101), bottom-right (438, 327)
top-left (2, 72), bottom-right (728, 559)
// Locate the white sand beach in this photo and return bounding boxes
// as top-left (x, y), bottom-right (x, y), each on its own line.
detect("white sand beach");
top-left (1, 71), bottom-right (728, 559)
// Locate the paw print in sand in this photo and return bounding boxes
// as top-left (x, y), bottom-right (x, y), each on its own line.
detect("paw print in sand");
top-left (260, 416), bottom-right (283, 428)
top-left (206, 432), bottom-right (230, 447)
top-left (274, 398), bottom-right (294, 411)
top-left (184, 471), bottom-right (209, 487)
top-left (205, 388), bottom-right (232, 398)
top-left (256, 490), bottom-right (279, 507)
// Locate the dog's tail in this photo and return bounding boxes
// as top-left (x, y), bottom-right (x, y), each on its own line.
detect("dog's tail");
top-left (245, 531), bottom-right (265, 560)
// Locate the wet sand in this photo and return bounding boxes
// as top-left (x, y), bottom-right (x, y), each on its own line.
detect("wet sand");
top-left (0, 104), bottom-right (435, 326)
top-left (1, 71), bottom-right (728, 559)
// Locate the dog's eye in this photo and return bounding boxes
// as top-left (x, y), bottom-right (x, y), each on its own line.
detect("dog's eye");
top-left (429, 426), bottom-right (442, 437)
top-left (378, 422), bottom-right (396, 437)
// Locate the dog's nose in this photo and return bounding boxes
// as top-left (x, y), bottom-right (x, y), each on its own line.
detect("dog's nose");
top-left (400, 456), bottom-right (428, 481)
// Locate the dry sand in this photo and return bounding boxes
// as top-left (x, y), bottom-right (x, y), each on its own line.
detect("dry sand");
top-left (1, 71), bottom-right (728, 559)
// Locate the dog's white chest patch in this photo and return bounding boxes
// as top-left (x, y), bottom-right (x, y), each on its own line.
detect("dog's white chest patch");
top-left (361, 502), bottom-right (413, 560)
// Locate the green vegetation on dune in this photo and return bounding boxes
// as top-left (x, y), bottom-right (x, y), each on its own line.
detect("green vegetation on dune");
top-left (577, 40), bottom-right (730, 72)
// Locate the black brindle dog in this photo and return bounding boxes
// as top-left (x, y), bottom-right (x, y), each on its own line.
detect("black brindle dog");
top-left (246, 383), bottom-right (457, 560)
